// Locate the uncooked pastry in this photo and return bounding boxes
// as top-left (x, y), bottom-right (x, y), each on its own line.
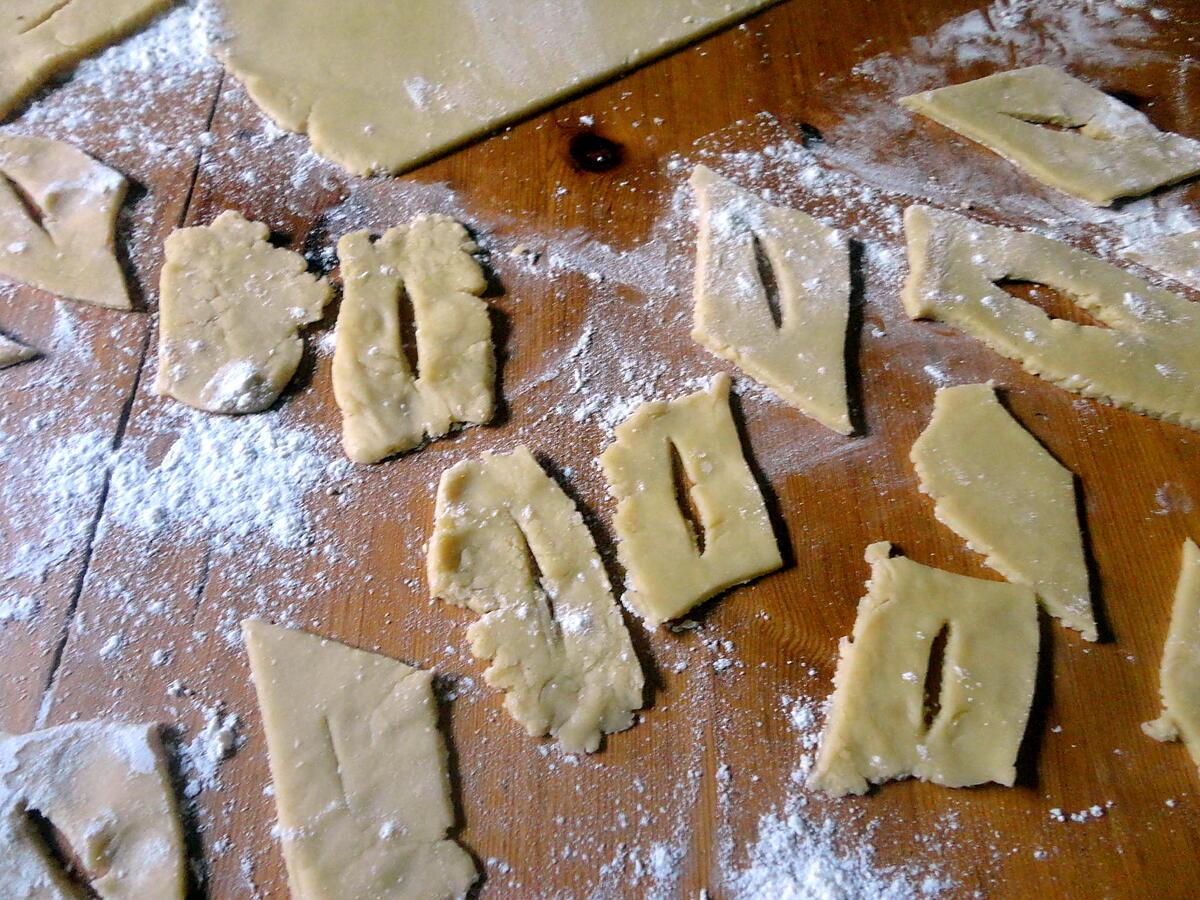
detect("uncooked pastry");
top-left (809, 542), bottom-right (1038, 797)
top-left (1120, 230), bottom-right (1200, 292)
top-left (242, 619), bottom-right (477, 900)
top-left (156, 210), bottom-right (332, 414)
top-left (0, 720), bottom-right (186, 898)
top-left (1143, 539), bottom-right (1200, 773)
top-left (0, 331), bottom-right (37, 368)
top-left (598, 373), bottom-right (782, 627)
top-left (0, 0), bottom-right (171, 120)
top-left (911, 383), bottom-right (1095, 640)
top-left (903, 204), bottom-right (1200, 430)
top-left (900, 65), bottom-right (1200, 206)
top-left (334, 216), bottom-right (493, 463)
top-left (212, 0), bottom-right (775, 176)
top-left (428, 446), bottom-right (643, 753)
top-left (0, 133), bottom-right (129, 308)
top-left (690, 165), bottom-right (851, 434)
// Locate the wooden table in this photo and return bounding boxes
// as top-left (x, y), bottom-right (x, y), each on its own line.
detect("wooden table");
top-left (3, 0), bottom-right (1200, 896)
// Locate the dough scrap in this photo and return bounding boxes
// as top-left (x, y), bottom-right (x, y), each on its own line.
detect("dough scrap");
top-left (212, 0), bottom-right (773, 176)
top-left (809, 543), bottom-right (1039, 797)
top-left (0, 133), bottom-right (129, 309)
top-left (242, 620), bottom-right (477, 900)
top-left (0, 721), bottom-right (186, 899)
top-left (1142, 539), bottom-right (1200, 772)
top-left (0, 0), bottom-right (171, 121)
top-left (690, 165), bottom-right (851, 434)
top-left (155, 210), bottom-right (332, 414)
top-left (903, 204), bottom-right (1200, 430)
top-left (0, 331), bottom-right (37, 368)
top-left (598, 373), bottom-right (782, 627)
top-left (912, 383), bottom-right (1095, 640)
top-left (428, 446), bottom-right (643, 754)
top-left (1120, 230), bottom-right (1200, 292)
top-left (900, 65), bottom-right (1200, 206)
top-left (333, 216), bottom-right (494, 464)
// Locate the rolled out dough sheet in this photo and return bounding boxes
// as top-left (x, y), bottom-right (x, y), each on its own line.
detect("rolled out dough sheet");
top-left (212, 0), bottom-right (776, 175)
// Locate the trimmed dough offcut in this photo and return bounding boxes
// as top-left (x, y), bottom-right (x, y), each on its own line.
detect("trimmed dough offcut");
top-left (0, 332), bottom-right (37, 368)
top-left (242, 620), bottom-right (478, 900)
top-left (809, 543), bottom-right (1039, 797)
top-left (903, 204), bottom-right (1200, 430)
top-left (334, 216), bottom-right (494, 463)
top-left (428, 446), bottom-right (644, 754)
top-left (156, 211), bottom-right (332, 414)
top-left (690, 165), bottom-right (851, 434)
top-left (901, 65), bottom-right (1200, 206)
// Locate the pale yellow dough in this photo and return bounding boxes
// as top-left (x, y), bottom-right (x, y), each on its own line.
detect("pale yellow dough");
top-left (242, 620), bottom-right (477, 900)
top-left (333, 216), bottom-right (493, 464)
top-left (0, 0), bottom-right (171, 120)
top-left (690, 165), bottom-right (851, 434)
top-left (809, 543), bottom-right (1039, 797)
top-left (598, 374), bottom-right (781, 627)
top-left (1120, 230), bottom-right (1200, 292)
top-left (0, 331), bottom-right (37, 368)
top-left (1143, 539), bottom-right (1200, 773)
top-left (0, 133), bottom-right (128, 309)
top-left (901, 65), bottom-right (1200, 206)
top-left (912, 383), bottom-right (1095, 640)
top-left (428, 446), bottom-right (643, 754)
top-left (212, 0), bottom-right (774, 176)
top-left (903, 204), bottom-right (1200, 430)
top-left (0, 721), bottom-right (186, 899)
top-left (156, 210), bottom-right (332, 414)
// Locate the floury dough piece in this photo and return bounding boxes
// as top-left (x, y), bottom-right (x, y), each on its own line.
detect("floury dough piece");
top-left (900, 65), bottom-right (1200, 206)
top-left (0, 0), bottom-right (172, 120)
top-left (1143, 539), bottom-right (1200, 773)
top-left (0, 331), bottom-right (37, 368)
top-left (903, 204), bottom-right (1200, 430)
top-left (911, 383), bottom-right (1095, 640)
top-left (428, 446), bottom-right (643, 754)
top-left (0, 721), bottom-right (186, 898)
top-left (212, 0), bottom-right (774, 175)
top-left (333, 216), bottom-right (494, 464)
top-left (242, 620), bottom-right (477, 900)
top-left (156, 211), bottom-right (332, 414)
top-left (1120, 230), bottom-right (1200, 292)
top-left (598, 374), bottom-right (782, 627)
top-left (0, 134), bottom-right (129, 309)
top-left (690, 165), bottom-right (851, 434)
top-left (809, 543), bottom-right (1039, 797)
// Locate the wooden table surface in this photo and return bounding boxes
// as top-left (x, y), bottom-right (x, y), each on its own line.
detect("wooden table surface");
top-left (3, 0), bottom-right (1200, 897)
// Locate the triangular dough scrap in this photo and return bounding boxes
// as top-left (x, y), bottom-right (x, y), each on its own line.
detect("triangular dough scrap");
top-left (901, 65), bottom-right (1200, 206)
top-left (912, 383), bottom-right (1095, 641)
top-left (598, 373), bottom-right (782, 627)
top-left (0, 0), bottom-right (172, 120)
top-left (155, 210), bottom-right (332, 414)
top-left (333, 215), bottom-right (494, 464)
top-left (0, 330), bottom-right (38, 368)
top-left (809, 543), bottom-right (1039, 797)
top-left (690, 165), bottom-right (852, 434)
top-left (242, 620), bottom-right (478, 900)
top-left (903, 203), bottom-right (1200, 431)
top-left (428, 446), bottom-right (644, 753)
top-left (1120, 230), bottom-right (1200, 293)
top-left (0, 720), bottom-right (186, 899)
top-left (0, 133), bottom-right (129, 309)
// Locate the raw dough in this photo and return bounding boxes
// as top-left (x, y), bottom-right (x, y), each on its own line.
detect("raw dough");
top-left (903, 204), bottom-right (1200, 430)
top-left (0, 0), bottom-right (171, 120)
top-left (690, 165), bottom-right (851, 434)
top-left (809, 542), bottom-right (1039, 797)
top-left (0, 720), bottom-right (186, 899)
top-left (242, 620), bottom-right (477, 900)
top-left (912, 383), bottom-right (1095, 640)
top-left (1120, 230), bottom-right (1200, 292)
top-left (428, 446), bottom-right (643, 753)
top-left (0, 331), bottom-right (37, 368)
top-left (1143, 539), bottom-right (1200, 772)
top-left (334, 216), bottom-right (493, 464)
top-left (212, 0), bottom-right (774, 175)
top-left (598, 373), bottom-right (782, 627)
top-left (0, 133), bottom-right (128, 309)
top-left (900, 65), bottom-right (1200, 206)
top-left (156, 210), bottom-right (332, 414)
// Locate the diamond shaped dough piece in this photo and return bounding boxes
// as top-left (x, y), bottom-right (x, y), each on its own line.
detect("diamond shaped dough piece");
top-left (901, 65), bottom-right (1200, 206)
